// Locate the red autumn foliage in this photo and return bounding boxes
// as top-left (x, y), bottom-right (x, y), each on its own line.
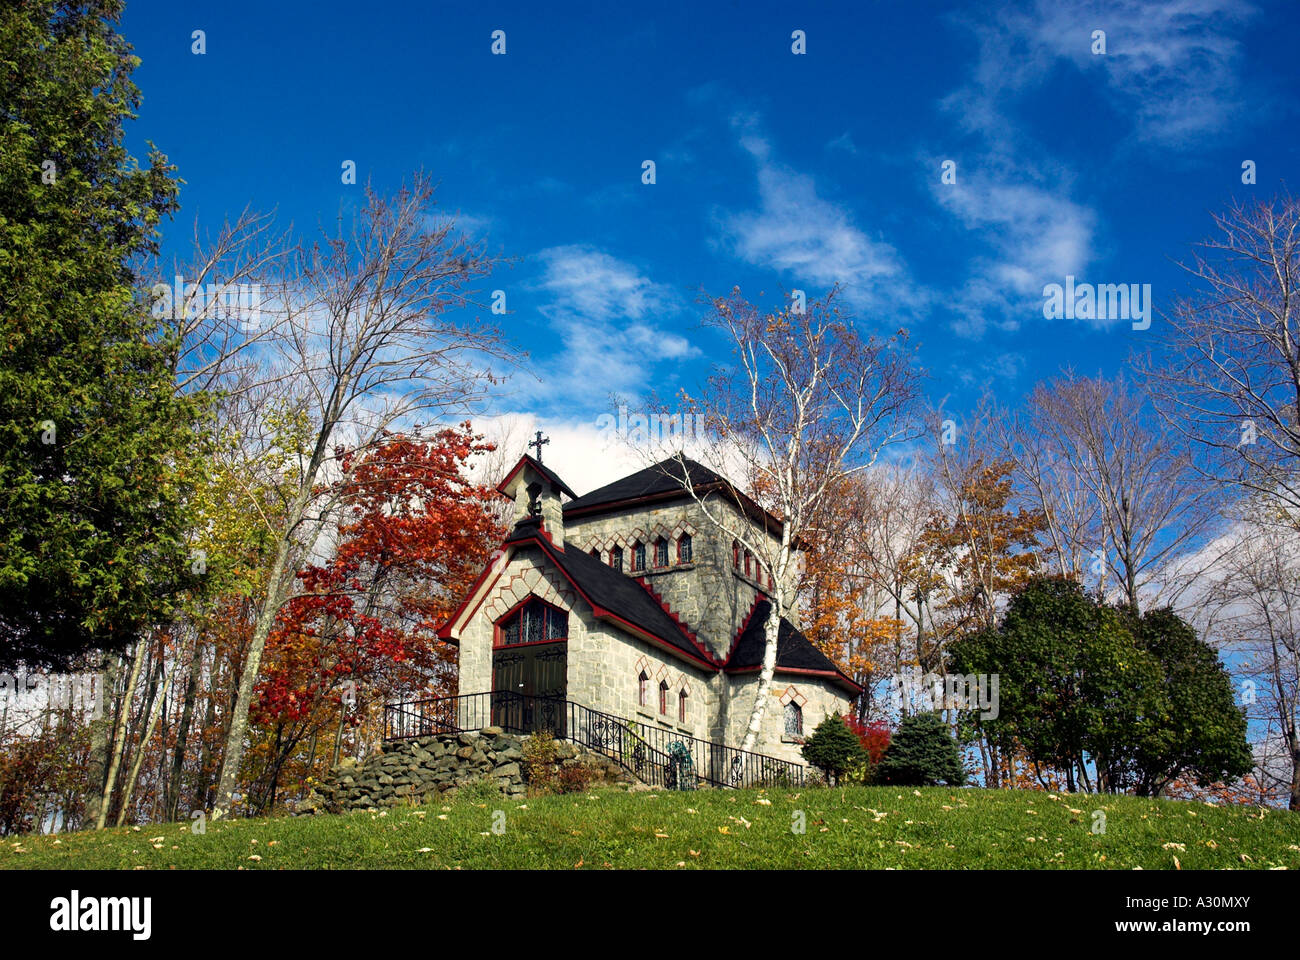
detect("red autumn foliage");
top-left (253, 424), bottom-right (504, 725)
top-left (844, 715), bottom-right (891, 766)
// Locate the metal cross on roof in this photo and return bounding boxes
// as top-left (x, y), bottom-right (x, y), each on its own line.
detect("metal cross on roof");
top-left (528, 430), bottom-right (549, 463)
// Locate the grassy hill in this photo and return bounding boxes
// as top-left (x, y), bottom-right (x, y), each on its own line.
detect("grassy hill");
top-left (4, 784), bottom-right (1299, 870)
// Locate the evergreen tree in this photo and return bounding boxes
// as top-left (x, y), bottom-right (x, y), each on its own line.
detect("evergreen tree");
top-left (876, 712), bottom-right (966, 786)
top-left (1123, 607), bottom-right (1253, 796)
top-left (0, 0), bottom-right (199, 670)
top-left (801, 713), bottom-right (866, 786)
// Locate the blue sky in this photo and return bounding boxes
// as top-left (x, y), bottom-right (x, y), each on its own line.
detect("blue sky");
top-left (121, 0), bottom-right (1299, 489)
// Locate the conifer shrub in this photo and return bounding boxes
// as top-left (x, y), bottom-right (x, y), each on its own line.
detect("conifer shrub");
top-left (876, 713), bottom-right (966, 786)
top-left (800, 713), bottom-right (867, 786)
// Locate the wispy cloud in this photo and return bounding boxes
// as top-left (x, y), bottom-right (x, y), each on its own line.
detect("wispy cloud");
top-left (946, 0), bottom-right (1255, 147)
top-left (717, 117), bottom-right (917, 317)
top-left (527, 245), bottom-right (698, 410)
top-left (933, 171), bottom-right (1098, 336)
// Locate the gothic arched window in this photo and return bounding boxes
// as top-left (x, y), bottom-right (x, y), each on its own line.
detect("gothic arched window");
top-left (654, 537), bottom-right (668, 568)
top-left (658, 679), bottom-right (669, 715)
top-left (784, 701), bottom-right (803, 736)
top-left (678, 688), bottom-right (688, 722)
top-left (611, 546), bottom-right (624, 572)
top-left (638, 671), bottom-right (649, 707)
top-left (632, 541), bottom-right (646, 572)
top-left (678, 533), bottom-right (693, 564)
top-left (497, 597), bottom-right (568, 646)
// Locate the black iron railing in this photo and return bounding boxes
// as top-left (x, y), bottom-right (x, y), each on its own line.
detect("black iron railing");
top-left (382, 691), bottom-right (804, 789)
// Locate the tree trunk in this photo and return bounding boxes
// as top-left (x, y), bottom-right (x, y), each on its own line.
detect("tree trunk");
top-left (166, 639), bottom-right (206, 821)
top-left (1290, 741), bottom-right (1300, 812)
top-left (212, 533), bottom-right (298, 819)
top-left (95, 636), bottom-right (147, 829)
top-left (115, 663), bottom-right (174, 827)
top-left (192, 660), bottom-right (220, 813)
top-left (738, 601), bottom-right (781, 759)
top-left (82, 652), bottom-right (121, 829)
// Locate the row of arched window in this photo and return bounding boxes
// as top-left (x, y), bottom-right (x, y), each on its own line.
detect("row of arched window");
top-left (638, 670), bottom-right (689, 722)
top-left (592, 533), bottom-right (692, 574)
top-left (731, 540), bottom-right (774, 589)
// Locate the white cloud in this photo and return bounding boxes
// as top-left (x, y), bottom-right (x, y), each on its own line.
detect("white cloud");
top-left (934, 174), bottom-right (1097, 336)
top-left (526, 246), bottom-right (699, 410)
top-left (718, 128), bottom-right (915, 314)
top-left (947, 0), bottom-right (1255, 147)
top-left (467, 411), bottom-right (648, 495)
top-left (928, 0), bottom-right (1254, 336)
top-left (536, 246), bottom-right (673, 321)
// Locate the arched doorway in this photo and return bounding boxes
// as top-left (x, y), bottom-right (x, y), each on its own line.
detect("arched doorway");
top-left (490, 596), bottom-right (568, 735)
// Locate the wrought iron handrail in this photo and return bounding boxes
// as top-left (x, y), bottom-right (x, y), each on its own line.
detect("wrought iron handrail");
top-left (382, 690), bottom-right (804, 789)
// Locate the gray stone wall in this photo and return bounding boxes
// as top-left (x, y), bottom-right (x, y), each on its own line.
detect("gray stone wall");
top-left (303, 728), bottom-right (629, 813)
top-left (565, 493), bottom-right (782, 658)
top-left (719, 675), bottom-right (856, 766)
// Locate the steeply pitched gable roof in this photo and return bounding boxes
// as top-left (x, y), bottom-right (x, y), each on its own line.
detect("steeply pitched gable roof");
top-left (562, 456), bottom-right (727, 514)
top-left (725, 599), bottom-right (863, 695)
top-left (563, 457), bottom-right (787, 539)
top-left (502, 519), bottom-right (717, 668)
top-left (495, 454), bottom-right (578, 500)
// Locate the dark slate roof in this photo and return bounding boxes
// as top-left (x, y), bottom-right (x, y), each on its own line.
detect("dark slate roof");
top-left (726, 600), bottom-right (862, 693)
top-left (563, 457), bottom-right (728, 514)
top-left (496, 454), bottom-right (578, 500)
top-left (504, 520), bottom-right (715, 666)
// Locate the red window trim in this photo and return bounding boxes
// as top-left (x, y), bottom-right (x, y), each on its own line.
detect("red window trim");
top-left (658, 679), bottom-right (668, 714)
top-left (492, 595), bottom-right (569, 648)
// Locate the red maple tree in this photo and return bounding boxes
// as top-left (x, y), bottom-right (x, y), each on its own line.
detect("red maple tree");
top-left (254, 423), bottom-right (504, 727)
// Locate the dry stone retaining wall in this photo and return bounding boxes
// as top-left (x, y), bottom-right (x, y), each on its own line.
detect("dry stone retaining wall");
top-left (303, 727), bottom-right (632, 813)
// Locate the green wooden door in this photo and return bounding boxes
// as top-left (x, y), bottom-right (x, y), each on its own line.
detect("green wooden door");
top-left (492, 641), bottom-right (566, 735)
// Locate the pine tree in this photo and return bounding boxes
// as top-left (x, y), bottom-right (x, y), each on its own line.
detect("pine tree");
top-left (801, 713), bottom-right (866, 786)
top-left (0, 1), bottom-right (199, 670)
top-left (877, 712), bottom-right (966, 786)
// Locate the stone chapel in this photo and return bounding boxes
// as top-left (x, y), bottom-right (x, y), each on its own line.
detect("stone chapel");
top-left (437, 453), bottom-right (861, 766)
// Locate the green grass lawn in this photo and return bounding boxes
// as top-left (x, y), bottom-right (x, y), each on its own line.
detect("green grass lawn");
top-left (4, 785), bottom-right (1299, 870)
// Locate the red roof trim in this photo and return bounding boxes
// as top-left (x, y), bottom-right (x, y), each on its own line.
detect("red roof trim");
top-left (722, 593), bottom-right (766, 666)
top-left (523, 531), bottom-right (719, 671)
top-left (725, 663), bottom-right (864, 695)
top-left (635, 575), bottom-right (722, 666)
top-left (436, 539), bottom-right (512, 642)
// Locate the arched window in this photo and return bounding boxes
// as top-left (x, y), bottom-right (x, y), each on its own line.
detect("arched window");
top-left (678, 533), bottom-right (692, 564)
top-left (611, 546), bottom-right (624, 572)
top-left (498, 597), bottom-right (568, 646)
top-left (654, 537), bottom-right (668, 568)
top-left (678, 688), bottom-right (688, 722)
top-left (658, 679), bottom-right (669, 714)
top-left (638, 671), bottom-right (649, 707)
top-left (632, 541), bottom-right (646, 572)
top-left (784, 701), bottom-right (803, 736)
top-left (732, 540), bottom-right (740, 568)
top-left (591, 547), bottom-right (600, 560)
top-left (744, 551), bottom-right (752, 577)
